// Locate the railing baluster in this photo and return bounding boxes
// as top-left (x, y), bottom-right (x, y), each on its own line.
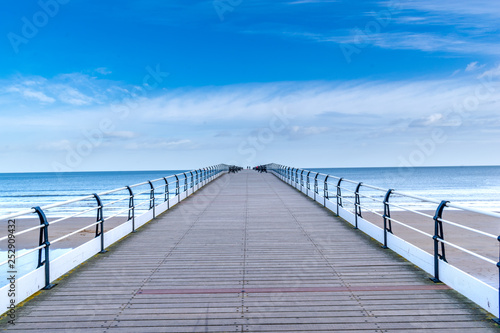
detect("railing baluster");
top-left (93, 193), bottom-right (107, 253)
top-left (34, 206), bottom-right (55, 290)
top-left (126, 186), bottom-right (135, 233)
top-left (354, 182), bottom-right (363, 229)
top-left (324, 175), bottom-right (329, 207)
top-left (336, 178), bottom-right (343, 216)
top-left (306, 171), bottom-right (311, 195)
top-left (163, 178), bottom-right (169, 210)
top-left (431, 200), bottom-right (449, 283)
top-left (183, 173), bottom-right (188, 192)
top-left (314, 173), bottom-right (319, 201)
top-left (148, 181), bottom-right (155, 218)
top-left (382, 189), bottom-right (393, 249)
top-left (175, 175), bottom-right (180, 196)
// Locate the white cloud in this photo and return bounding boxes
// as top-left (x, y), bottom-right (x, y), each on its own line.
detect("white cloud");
top-left (1, 66), bottom-right (500, 170)
top-left (21, 89), bottom-right (56, 103)
top-left (479, 65), bottom-right (500, 79)
top-left (56, 86), bottom-right (95, 106)
top-left (287, 126), bottom-right (330, 139)
top-left (5, 86), bottom-right (56, 103)
top-left (105, 131), bottom-right (139, 139)
top-left (125, 139), bottom-right (192, 150)
top-left (37, 140), bottom-right (71, 151)
top-left (396, 1), bottom-right (500, 19)
top-left (465, 62), bottom-right (479, 72)
top-left (327, 32), bottom-right (500, 56)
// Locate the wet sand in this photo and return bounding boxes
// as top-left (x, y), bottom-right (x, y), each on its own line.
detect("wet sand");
top-left (1, 216), bottom-right (129, 251)
top-left (361, 209), bottom-right (500, 287)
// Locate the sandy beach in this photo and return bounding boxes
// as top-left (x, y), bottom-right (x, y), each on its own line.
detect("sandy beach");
top-left (1, 216), bottom-right (129, 251)
top-left (361, 209), bottom-right (500, 287)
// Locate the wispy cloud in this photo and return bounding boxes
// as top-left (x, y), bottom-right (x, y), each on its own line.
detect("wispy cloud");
top-left (124, 139), bottom-right (193, 150)
top-left (2, 65), bottom-right (500, 170)
top-left (1, 73), bottom-right (134, 108)
top-left (6, 86), bottom-right (56, 104)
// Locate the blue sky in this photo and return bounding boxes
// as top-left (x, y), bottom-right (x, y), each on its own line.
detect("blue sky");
top-left (0, 0), bottom-right (499, 172)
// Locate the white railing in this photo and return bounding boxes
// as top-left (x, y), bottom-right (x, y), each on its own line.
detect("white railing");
top-left (0, 164), bottom-right (229, 314)
top-left (268, 163), bottom-right (500, 322)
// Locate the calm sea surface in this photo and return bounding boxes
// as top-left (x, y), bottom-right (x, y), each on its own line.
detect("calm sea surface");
top-left (0, 170), bottom-right (187, 217)
top-left (304, 166), bottom-right (500, 212)
top-left (0, 166), bottom-right (499, 216)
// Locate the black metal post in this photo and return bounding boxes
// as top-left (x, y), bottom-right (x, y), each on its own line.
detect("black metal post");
top-left (148, 180), bottom-right (156, 219)
top-left (183, 173), bottom-right (188, 192)
top-left (431, 200), bottom-right (449, 283)
top-left (314, 173), bottom-right (319, 201)
top-left (300, 170), bottom-right (304, 189)
top-left (189, 171), bottom-right (194, 190)
top-left (306, 171), bottom-right (311, 195)
top-left (126, 186), bottom-right (135, 233)
top-left (323, 175), bottom-right (329, 207)
top-left (382, 189), bottom-right (393, 249)
top-left (93, 193), bottom-right (107, 253)
top-left (163, 178), bottom-right (170, 209)
top-left (336, 178), bottom-right (343, 216)
top-left (34, 206), bottom-right (56, 290)
top-left (354, 182), bottom-right (363, 229)
top-left (175, 175), bottom-right (180, 196)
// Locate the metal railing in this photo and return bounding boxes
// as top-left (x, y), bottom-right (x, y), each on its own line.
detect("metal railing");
top-left (0, 164), bottom-right (228, 295)
top-left (267, 163), bottom-right (500, 322)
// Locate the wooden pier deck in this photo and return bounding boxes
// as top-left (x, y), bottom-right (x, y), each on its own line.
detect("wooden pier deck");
top-left (1, 170), bottom-right (497, 332)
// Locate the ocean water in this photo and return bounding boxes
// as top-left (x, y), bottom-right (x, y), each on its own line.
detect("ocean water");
top-left (0, 166), bottom-right (497, 218)
top-left (0, 170), bottom-right (188, 218)
top-left (299, 166), bottom-right (500, 212)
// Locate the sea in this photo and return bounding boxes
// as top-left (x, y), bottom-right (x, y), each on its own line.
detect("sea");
top-left (0, 170), bottom-right (188, 218)
top-left (0, 166), bottom-right (498, 217)
top-left (308, 166), bottom-right (500, 212)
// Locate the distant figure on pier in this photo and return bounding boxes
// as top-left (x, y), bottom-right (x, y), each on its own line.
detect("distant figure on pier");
top-left (254, 165), bottom-right (267, 173)
top-left (228, 165), bottom-right (243, 173)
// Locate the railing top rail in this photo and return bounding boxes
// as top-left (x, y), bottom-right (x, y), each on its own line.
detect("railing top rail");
top-left (0, 167), bottom-right (216, 221)
top-left (269, 163), bottom-right (500, 218)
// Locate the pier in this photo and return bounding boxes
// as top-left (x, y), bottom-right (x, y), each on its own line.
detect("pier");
top-left (1, 169), bottom-right (497, 332)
